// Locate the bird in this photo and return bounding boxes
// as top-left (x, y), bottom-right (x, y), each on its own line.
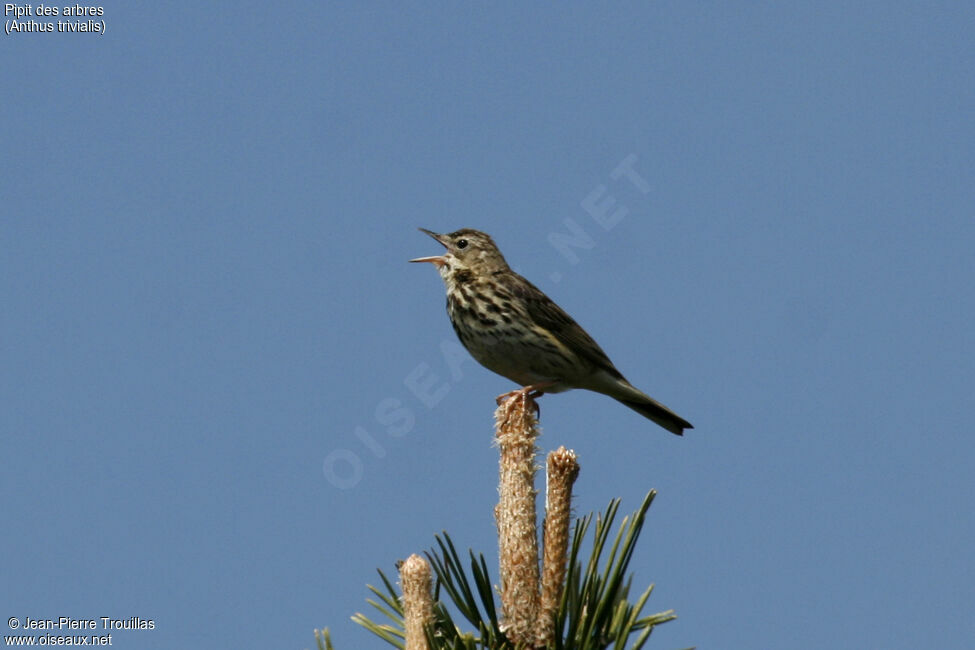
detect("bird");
top-left (409, 228), bottom-right (692, 436)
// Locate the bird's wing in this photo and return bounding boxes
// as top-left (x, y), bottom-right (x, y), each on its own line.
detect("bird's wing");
top-left (510, 273), bottom-right (625, 380)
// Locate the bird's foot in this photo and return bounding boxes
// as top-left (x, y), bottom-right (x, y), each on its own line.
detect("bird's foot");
top-left (495, 382), bottom-right (555, 415)
top-left (495, 388), bottom-right (520, 406)
top-left (495, 383), bottom-right (550, 405)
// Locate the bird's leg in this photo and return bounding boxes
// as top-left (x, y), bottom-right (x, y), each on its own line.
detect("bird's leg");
top-left (525, 382), bottom-right (555, 399)
top-left (495, 388), bottom-right (523, 406)
top-left (495, 382), bottom-right (556, 416)
top-left (495, 382), bottom-right (553, 405)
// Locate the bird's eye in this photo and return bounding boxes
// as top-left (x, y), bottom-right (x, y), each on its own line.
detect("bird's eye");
top-left (456, 239), bottom-right (468, 249)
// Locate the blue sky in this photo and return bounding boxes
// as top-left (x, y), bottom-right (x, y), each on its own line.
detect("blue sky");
top-left (2, 3), bottom-right (973, 649)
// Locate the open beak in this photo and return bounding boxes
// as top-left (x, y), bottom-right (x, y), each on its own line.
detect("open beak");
top-left (409, 228), bottom-right (448, 267)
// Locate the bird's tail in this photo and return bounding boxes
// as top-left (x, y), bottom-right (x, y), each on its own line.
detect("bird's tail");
top-left (589, 370), bottom-right (693, 436)
top-left (616, 394), bottom-right (693, 436)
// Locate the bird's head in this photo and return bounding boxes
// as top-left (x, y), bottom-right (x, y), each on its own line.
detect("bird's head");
top-left (410, 228), bottom-right (510, 278)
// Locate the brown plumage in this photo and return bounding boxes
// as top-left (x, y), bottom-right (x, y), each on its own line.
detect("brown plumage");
top-left (410, 228), bottom-right (692, 436)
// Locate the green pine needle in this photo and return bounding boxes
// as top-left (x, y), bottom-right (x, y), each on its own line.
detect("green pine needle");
top-left (343, 491), bottom-right (682, 649)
